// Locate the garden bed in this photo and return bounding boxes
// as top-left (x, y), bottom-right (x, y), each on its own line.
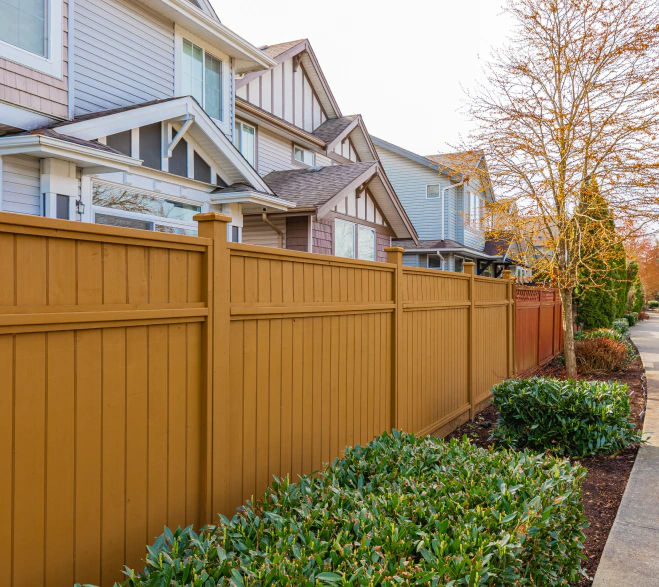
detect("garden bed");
top-left (446, 352), bottom-right (646, 587)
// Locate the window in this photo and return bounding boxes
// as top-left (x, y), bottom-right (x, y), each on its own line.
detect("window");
top-left (357, 225), bottom-right (376, 261)
top-left (335, 220), bottom-right (377, 261)
top-left (182, 39), bottom-right (223, 121)
top-left (92, 183), bottom-right (200, 236)
top-left (335, 219), bottom-right (355, 259)
top-left (0, 0), bottom-right (63, 78)
top-left (454, 256), bottom-right (464, 273)
top-left (426, 185), bottom-right (440, 199)
top-left (56, 195), bottom-right (69, 220)
top-left (234, 120), bottom-right (256, 166)
top-left (294, 145), bottom-right (314, 166)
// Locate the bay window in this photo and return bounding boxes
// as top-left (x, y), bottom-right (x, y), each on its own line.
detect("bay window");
top-left (0, 0), bottom-right (63, 78)
top-left (234, 120), bottom-right (256, 167)
top-left (182, 38), bottom-right (223, 121)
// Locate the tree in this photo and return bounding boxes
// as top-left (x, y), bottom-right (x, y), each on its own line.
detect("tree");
top-left (574, 180), bottom-right (619, 329)
top-left (459, 0), bottom-right (659, 376)
top-left (629, 237), bottom-right (659, 301)
top-left (631, 275), bottom-right (645, 313)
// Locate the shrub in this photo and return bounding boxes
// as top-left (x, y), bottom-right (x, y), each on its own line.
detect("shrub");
top-left (611, 319), bottom-right (631, 337)
top-left (624, 312), bottom-right (637, 326)
top-left (649, 300), bottom-right (659, 309)
top-left (574, 328), bottom-right (635, 365)
top-left (493, 377), bottom-right (641, 457)
top-left (113, 432), bottom-right (588, 587)
top-left (575, 337), bottom-right (632, 372)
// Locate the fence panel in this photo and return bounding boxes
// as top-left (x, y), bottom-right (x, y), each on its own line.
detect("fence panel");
top-left (0, 213), bottom-right (210, 587)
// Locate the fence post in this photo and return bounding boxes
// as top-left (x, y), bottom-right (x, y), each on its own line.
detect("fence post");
top-left (385, 246), bottom-right (405, 431)
top-left (464, 262), bottom-right (476, 420)
top-left (502, 270), bottom-right (514, 378)
top-left (194, 212), bottom-right (232, 521)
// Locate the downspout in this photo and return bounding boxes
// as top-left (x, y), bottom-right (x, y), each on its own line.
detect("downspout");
top-left (441, 180), bottom-right (466, 241)
top-left (262, 212), bottom-right (283, 248)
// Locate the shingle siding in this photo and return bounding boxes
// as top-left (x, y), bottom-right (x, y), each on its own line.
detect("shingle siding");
top-left (286, 216), bottom-right (309, 252)
top-left (312, 218), bottom-right (332, 255)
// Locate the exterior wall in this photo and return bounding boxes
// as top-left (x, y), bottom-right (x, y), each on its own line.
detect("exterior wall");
top-left (331, 188), bottom-right (389, 228)
top-left (237, 59), bottom-right (327, 132)
top-left (333, 138), bottom-right (359, 163)
top-left (242, 214), bottom-right (286, 248)
top-left (285, 216), bottom-right (309, 252)
top-left (312, 218), bottom-right (332, 255)
top-left (0, 0), bottom-right (69, 119)
top-left (1, 155), bottom-right (42, 215)
top-left (376, 233), bottom-right (390, 263)
top-left (257, 127), bottom-right (294, 175)
top-left (375, 147), bottom-right (451, 241)
top-left (74, 0), bottom-right (175, 115)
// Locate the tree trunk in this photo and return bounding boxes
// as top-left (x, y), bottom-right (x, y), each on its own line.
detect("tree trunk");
top-left (560, 287), bottom-right (577, 378)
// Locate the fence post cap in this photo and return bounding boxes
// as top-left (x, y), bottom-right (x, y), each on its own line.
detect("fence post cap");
top-left (501, 269), bottom-right (513, 280)
top-left (463, 261), bottom-right (476, 276)
top-left (193, 212), bottom-right (232, 223)
top-left (384, 246), bottom-right (405, 253)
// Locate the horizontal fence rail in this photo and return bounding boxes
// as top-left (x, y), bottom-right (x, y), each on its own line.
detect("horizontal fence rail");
top-left (0, 211), bottom-right (559, 587)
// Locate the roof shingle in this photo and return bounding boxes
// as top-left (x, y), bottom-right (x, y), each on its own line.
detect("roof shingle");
top-left (311, 115), bottom-right (358, 144)
top-left (258, 39), bottom-right (306, 59)
top-left (263, 162), bottom-right (375, 207)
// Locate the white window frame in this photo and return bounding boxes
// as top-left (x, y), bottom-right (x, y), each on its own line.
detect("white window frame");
top-left (293, 144), bottom-right (315, 166)
top-left (174, 26), bottom-right (229, 128)
top-left (91, 181), bottom-right (201, 235)
top-left (426, 184), bottom-right (440, 199)
top-left (234, 119), bottom-right (256, 167)
top-left (0, 0), bottom-right (63, 78)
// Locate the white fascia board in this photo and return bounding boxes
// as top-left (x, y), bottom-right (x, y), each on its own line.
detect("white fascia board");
top-left (316, 165), bottom-right (378, 218)
top-left (136, 0), bottom-right (276, 73)
top-left (57, 97), bottom-right (273, 195)
top-left (210, 191), bottom-right (295, 212)
top-left (57, 99), bottom-right (191, 140)
top-left (0, 102), bottom-right (60, 131)
top-left (0, 135), bottom-right (137, 171)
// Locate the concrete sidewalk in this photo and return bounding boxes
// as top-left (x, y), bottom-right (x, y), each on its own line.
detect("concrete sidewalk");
top-left (592, 313), bottom-right (659, 587)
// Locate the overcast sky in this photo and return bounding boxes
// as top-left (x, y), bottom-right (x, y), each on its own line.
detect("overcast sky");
top-left (211, 0), bottom-right (512, 157)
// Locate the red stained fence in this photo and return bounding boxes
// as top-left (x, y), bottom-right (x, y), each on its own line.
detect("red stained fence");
top-left (515, 287), bottom-right (563, 375)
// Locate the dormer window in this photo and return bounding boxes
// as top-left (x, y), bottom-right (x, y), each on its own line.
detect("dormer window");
top-left (294, 145), bottom-right (315, 166)
top-left (0, 0), bottom-right (63, 78)
top-left (182, 39), bottom-right (223, 121)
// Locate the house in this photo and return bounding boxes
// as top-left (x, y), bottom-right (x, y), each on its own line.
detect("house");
top-left (0, 4), bottom-right (417, 258)
top-left (373, 137), bottom-right (516, 276)
top-left (230, 39), bottom-right (417, 260)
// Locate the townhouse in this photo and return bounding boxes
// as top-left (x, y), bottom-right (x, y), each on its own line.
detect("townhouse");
top-left (373, 137), bottom-right (525, 277)
top-left (0, 0), bottom-right (417, 257)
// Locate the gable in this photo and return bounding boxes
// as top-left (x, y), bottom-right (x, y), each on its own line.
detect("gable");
top-left (331, 188), bottom-right (390, 228)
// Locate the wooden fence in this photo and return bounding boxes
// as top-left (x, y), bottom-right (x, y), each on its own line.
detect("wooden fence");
top-left (515, 286), bottom-right (563, 374)
top-left (0, 211), bottom-right (522, 587)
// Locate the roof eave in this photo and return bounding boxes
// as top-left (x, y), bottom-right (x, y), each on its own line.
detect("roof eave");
top-left (137, 0), bottom-right (276, 73)
top-left (209, 190), bottom-right (296, 212)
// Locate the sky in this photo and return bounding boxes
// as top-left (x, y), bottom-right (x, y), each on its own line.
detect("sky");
top-left (211, 0), bottom-right (513, 157)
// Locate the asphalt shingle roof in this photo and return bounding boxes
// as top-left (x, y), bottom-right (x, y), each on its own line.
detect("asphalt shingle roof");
top-left (263, 162), bottom-right (375, 207)
top-left (311, 115), bottom-right (358, 144)
top-left (258, 40), bottom-right (306, 59)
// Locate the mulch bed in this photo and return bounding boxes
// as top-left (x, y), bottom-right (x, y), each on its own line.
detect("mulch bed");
top-left (446, 351), bottom-right (647, 586)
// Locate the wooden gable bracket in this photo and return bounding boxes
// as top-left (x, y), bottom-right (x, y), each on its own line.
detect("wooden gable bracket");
top-left (356, 176), bottom-right (376, 199)
top-left (477, 259), bottom-right (493, 276)
top-left (165, 114), bottom-right (195, 158)
top-left (293, 53), bottom-right (303, 72)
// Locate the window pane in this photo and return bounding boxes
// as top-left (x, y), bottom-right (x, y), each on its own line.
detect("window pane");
top-left (303, 150), bottom-right (314, 165)
top-left (294, 147), bottom-right (304, 162)
top-left (240, 123), bottom-right (255, 166)
top-left (0, 0), bottom-right (45, 56)
top-left (205, 53), bottom-right (222, 120)
top-left (335, 220), bottom-right (355, 259)
top-left (93, 184), bottom-right (201, 222)
top-left (183, 39), bottom-right (204, 105)
top-left (427, 185), bottom-right (440, 198)
top-left (155, 224), bottom-right (198, 236)
top-left (454, 257), bottom-right (464, 273)
top-left (357, 225), bottom-right (375, 261)
top-left (95, 213), bottom-right (153, 231)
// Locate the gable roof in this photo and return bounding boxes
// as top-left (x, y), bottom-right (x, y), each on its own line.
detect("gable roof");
top-left (40, 96), bottom-right (274, 194)
top-left (372, 136), bottom-right (456, 179)
top-left (395, 238), bottom-right (511, 260)
top-left (312, 115), bottom-right (359, 144)
top-left (237, 39), bottom-right (342, 119)
top-left (425, 151), bottom-right (486, 176)
top-left (262, 162), bottom-right (417, 241)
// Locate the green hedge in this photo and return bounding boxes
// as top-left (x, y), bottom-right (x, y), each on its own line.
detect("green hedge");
top-left (493, 378), bottom-right (641, 457)
top-left (649, 300), bottom-right (659, 309)
top-left (611, 319), bottom-right (631, 337)
top-left (111, 432), bottom-right (587, 587)
top-left (624, 312), bottom-right (637, 327)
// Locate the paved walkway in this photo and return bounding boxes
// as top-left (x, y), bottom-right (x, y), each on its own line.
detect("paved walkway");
top-left (593, 313), bottom-right (659, 587)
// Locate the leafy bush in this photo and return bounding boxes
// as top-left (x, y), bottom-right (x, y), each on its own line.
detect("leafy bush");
top-left (624, 312), bottom-right (637, 326)
top-left (493, 377), bottom-right (641, 457)
top-left (575, 337), bottom-right (632, 372)
top-left (113, 432), bottom-right (588, 587)
top-left (611, 319), bottom-right (631, 337)
top-left (649, 300), bottom-right (659, 309)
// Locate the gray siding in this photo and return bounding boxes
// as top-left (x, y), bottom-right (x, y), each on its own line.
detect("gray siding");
top-left (74, 0), bottom-right (175, 116)
top-left (376, 147), bottom-right (450, 241)
top-left (2, 156), bottom-right (41, 216)
top-left (242, 214), bottom-right (286, 248)
top-left (257, 128), bottom-right (293, 176)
